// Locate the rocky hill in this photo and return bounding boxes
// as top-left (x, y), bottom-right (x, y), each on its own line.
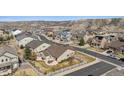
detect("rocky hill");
top-left (0, 18), bottom-right (124, 32)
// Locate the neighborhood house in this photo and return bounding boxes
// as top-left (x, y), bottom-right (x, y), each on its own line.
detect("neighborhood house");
top-left (0, 45), bottom-right (19, 75)
top-left (15, 32), bottom-right (34, 47)
top-left (26, 40), bottom-right (50, 53)
top-left (38, 44), bottom-right (75, 65)
top-left (11, 29), bottom-right (22, 36)
top-left (89, 34), bottom-right (117, 49)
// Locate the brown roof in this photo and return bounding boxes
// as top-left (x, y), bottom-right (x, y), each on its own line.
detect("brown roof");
top-left (26, 40), bottom-right (44, 49)
top-left (108, 41), bottom-right (124, 49)
top-left (43, 44), bottom-right (71, 59)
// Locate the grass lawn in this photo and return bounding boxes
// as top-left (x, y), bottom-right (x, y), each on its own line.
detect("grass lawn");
top-left (75, 52), bottom-right (96, 63)
top-left (14, 68), bottom-right (38, 76)
top-left (30, 58), bottom-right (80, 74)
top-left (115, 52), bottom-right (124, 58)
top-left (88, 47), bottom-right (104, 52)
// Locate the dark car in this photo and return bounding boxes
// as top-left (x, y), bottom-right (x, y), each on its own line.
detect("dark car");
top-left (88, 74), bottom-right (94, 76)
top-left (119, 58), bottom-right (124, 62)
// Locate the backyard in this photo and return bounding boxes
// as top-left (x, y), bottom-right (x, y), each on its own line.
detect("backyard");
top-left (14, 68), bottom-right (38, 76)
top-left (30, 57), bottom-right (80, 74)
top-left (13, 63), bottom-right (38, 76)
top-left (29, 51), bottom-right (96, 74)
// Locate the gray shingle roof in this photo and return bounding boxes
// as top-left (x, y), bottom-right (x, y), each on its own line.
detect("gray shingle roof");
top-left (15, 32), bottom-right (32, 41)
top-left (0, 45), bottom-right (17, 56)
top-left (26, 40), bottom-right (44, 49)
top-left (43, 44), bottom-right (68, 59)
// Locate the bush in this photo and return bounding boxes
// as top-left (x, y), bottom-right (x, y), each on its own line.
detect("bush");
top-left (20, 45), bottom-right (24, 49)
top-left (79, 38), bottom-right (85, 46)
top-left (24, 47), bottom-right (31, 60)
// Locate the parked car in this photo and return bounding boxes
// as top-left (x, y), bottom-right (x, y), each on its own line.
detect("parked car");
top-left (119, 58), bottom-right (124, 62)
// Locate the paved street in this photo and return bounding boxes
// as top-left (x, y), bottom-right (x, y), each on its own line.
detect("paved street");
top-left (66, 62), bottom-right (116, 76)
top-left (39, 35), bottom-right (124, 67)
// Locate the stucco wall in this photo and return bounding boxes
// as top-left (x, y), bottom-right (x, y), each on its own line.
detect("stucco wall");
top-left (57, 49), bottom-right (75, 62)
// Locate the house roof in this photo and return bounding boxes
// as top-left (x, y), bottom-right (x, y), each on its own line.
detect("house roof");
top-left (26, 40), bottom-right (44, 49)
top-left (108, 41), bottom-right (124, 49)
top-left (43, 44), bottom-right (70, 59)
top-left (15, 32), bottom-right (32, 41)
top-left (0, 45), bottom-right (17, 56)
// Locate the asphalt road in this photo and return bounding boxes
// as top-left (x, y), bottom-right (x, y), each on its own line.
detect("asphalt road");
top-left (66, 62), bottom-right (116, 76)
top-left (39, 35), bottom-right (124, 67)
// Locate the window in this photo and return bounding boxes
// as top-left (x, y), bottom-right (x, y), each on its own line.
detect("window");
top-left (6, 59), bottom-right (8, 61)
top-left (1, 59), bottom-right (4, 62)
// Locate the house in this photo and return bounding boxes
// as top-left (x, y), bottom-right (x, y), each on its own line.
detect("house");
top-left (26, 40), bottom-right (51, 53)
top-left (90, 34), bottom-right (117, 49)
top-left (83, 32), bottom-right (95, 43)
top-left (56, 31), bottom-right (72, 42)
top-left (11, 29), bottom-right (22, 36)
top-left (108, 41), bottom-right (124, 53)
top-left (15, 32), bottom-right (34, 47)
top-left (0, 45), bottom-right (19, 75)
top-left (39, 44), bottom-right (75, 65)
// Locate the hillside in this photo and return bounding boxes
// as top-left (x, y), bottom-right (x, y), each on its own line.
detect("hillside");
top-left (0, 18), bottom-right (124, 32)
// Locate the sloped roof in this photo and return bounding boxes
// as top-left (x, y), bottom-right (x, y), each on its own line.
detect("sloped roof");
top-left (26, 40), bottom-right (44, 49)
top-left (108, 41), bottom-right (124, 49)
top-left (43, 44), bottom-right (72, 59)
top-left (0, 45), bottom-right (17, 56)
top-left (15, 32), bottom-right (32, 41)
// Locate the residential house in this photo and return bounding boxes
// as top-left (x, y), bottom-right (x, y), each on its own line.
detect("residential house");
top-left (39, 44), bottom-right (75, 65)
top-left (56, 31), bottom-right (72, 42)
top-left (15, 32), bottom-right (34, 47)
top-left (90, 34), bottom-right (117, 49)
top-left (0, 45), bottom-right (19, 75)
top-left (26, 40), bottom-right (51, 53)
top-left (11, 29), bottom-right (22, 36)
top-left (108, 41), bottom-right (124, 53)
top-left (83, 32), bottom-right (95, 43)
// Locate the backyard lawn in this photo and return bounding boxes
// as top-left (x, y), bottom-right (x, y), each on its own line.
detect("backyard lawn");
top-left (14, 68), bottom-right (38, 76)
top-left (30, 58), bottom-right (80, 74)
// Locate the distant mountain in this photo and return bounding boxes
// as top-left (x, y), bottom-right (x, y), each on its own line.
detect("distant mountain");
top-left (0, 18), bottom-right (124, 32)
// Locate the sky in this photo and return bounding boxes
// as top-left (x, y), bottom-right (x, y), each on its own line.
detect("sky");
top-left (0, 16), bottom-right (123, 21)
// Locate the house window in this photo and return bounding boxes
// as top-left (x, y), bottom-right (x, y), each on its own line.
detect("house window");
top-left (6, 59), bottom-right (8, 61)
top-left (1, 59), bottom-right (4, 62)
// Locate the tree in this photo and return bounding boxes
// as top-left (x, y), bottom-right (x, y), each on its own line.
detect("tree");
top-left (24, 47), bottom-right (31, 60)
top-left (30, 52), bottom-right (37, 61)
top-left (79, 38), bottom-right (85, 46)
top-left (20, 45), bottom-right (24, 49)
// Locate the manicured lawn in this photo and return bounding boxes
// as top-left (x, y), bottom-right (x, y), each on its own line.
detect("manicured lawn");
top-left (75, 52), bottom-right (96, 63)
top-left (30, 58), bottom-right (80, 74)
top-left (14, 68), bottom-right (38, 76)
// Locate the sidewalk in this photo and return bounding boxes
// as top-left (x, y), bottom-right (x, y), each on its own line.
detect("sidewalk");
top-left (54, 58), bottom-right (101, 76)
